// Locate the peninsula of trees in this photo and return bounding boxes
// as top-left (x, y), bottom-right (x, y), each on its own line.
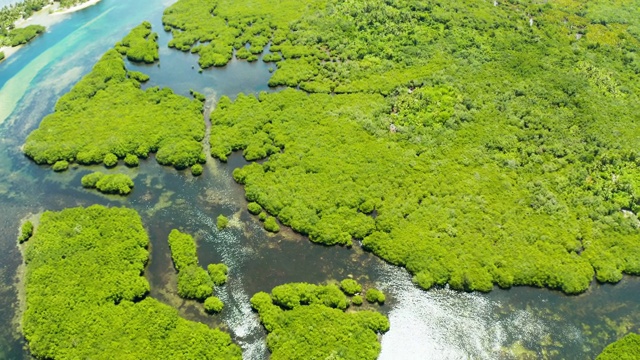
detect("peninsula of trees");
top-left (23, 23), bottom-right (207, 172)
top-left (162, 0), bottom-right (640, 294)
top-left (21, 205), bottom-right (241, 359)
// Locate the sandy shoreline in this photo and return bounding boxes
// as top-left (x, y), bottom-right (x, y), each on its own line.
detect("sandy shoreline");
top-left (0, 0), bottom-right (102, 63)
top-left (52, 0), bottom-right (102, 16)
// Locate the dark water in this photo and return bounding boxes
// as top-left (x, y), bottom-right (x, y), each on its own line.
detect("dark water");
top-left (0, 0), bottom-right (639, 359)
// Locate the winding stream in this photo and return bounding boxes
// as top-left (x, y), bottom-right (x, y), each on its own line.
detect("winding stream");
top-left (0, 0), bottom-right (638, 358)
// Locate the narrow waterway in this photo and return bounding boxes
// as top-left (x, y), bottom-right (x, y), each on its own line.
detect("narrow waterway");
top-left (0, 0), bottom-right (638, 359)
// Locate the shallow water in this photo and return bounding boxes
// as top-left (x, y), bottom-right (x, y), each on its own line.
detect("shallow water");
top-left (0, 0), bottom-right (639, 359)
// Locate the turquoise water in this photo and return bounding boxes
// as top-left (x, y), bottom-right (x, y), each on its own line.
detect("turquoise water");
top-left (1, 0), bottom-right (639, 359)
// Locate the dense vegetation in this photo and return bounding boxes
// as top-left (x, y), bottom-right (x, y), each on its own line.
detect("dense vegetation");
top-left (18, 220), bottom-right (33, 243)
top-left (251, 282), bottom-right (389, 359)
top-left (168, 229), bottom-right (227, 304)
top-left (115, 21), bottom-right (159, 63)
top-left (597, 333), bottom-right (640, 360)
top-left (23, 24), bottom-right (206, 172)
top-left (22, 205), bottom-right (241, 359)
top-left (187, 0), bottom-right (640, 293)
top-left (5, 24), bottom-right (44, 46)
top-left (81, 172), bottom-right (134, 195)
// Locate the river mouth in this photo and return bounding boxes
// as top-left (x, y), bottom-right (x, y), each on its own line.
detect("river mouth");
top-left (0, 0), bottom-right (639, 359)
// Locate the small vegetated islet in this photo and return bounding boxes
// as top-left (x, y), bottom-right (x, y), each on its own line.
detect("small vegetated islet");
top-left (251, 282), bottom-right (389, 360)
top-left (81, 172), bottom-right (134, 195)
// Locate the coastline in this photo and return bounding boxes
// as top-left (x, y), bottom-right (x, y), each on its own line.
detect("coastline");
top-left (51, 0), bottom-right (102, 16)
top-left (0, 0), bottom-right (102, 63)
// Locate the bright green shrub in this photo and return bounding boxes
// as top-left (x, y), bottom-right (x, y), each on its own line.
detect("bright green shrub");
top-left (204, 296), bottom-right (224, 313)
top-left (351, 295), bottom-right (363, 306)
top-left (247, 202), bottom-right (262, 215)
top-left (22, 205), bottom-right (241, 359)
top-left (251, 282), bottom-right (389, 360)
top-left (124, 154), bottom-right (139, 167)
top-left (177, 265), bottom-right (213, 301)
top-left (191, 164), bottom-right (203, 176)
top-left (0, 52), bottom-right (5, 61)
top-left (258, 212), bottom-right (267, 221)
top-left (190, 89), bottom-right (206, 102)
top-left (264, 217), bottom-right (280, 233)
top-left (128, 71), bottom-right (149, 83)
top-left (208, 263), bottom-right (228, 286)
top-left (81, 172), bottom-right (134, 195)
top-left (365, 288), bottom-right (385, 305)
top-left (167, 229), bottom-right (198, 271)
top-left (340, 279), bottom-right (362, 296)
top-left (262, 53), bottom-right (282, 62)
top-left (103, 153), bottom-right (118, 167)
top-left (52, 160), bottom-right (69, 172)
top-left (217, 214), bottom-right (229, 230)
top-left (597, 333), bottom-right (640, 360)
top-left (18, 221), bottom-right (33, 243)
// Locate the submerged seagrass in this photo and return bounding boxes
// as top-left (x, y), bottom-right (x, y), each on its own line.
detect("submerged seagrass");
top-left (21, 205), bottom-right (241, 359)
top-left (158, 0), bottom-right (640, 294)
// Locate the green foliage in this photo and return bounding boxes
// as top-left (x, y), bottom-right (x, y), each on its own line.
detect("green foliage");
top-left (339, 279), bottom-right (361, 296)
top-left (18, 221), bottom-right (33, 243)
top-left (178, 265), bottom-right (213, 301)
top-left (365, 288), bottom-right (385, 305)
top-left (190, 89), bottom-right (206, 102)
top-left (6, 24), bottom-right (43, 46)
top-left (167, 229), bottom-right (198, 272)
top-left (204, 296), bottom-right (224, 313)
top-left (115, 21), bottom-right (159, 64)
top-left (103, 153), bottom-right (118, 167)
top-left (207, 263), bottom-right (228, 286)
top-left (262, 53), bottom-right (282, 63)
top-left (81, 172), bottom-right (134, 195)
top-left (22, 205), bottom-right (241, 359)
top-left (0, 51), bottom-right (4, 61)
top-left (263, 216), bottom-right (280, 233)
top-left (23, 29), bottom-right (205, 171)
top-left (167, 230), bottom-right (226, 301)
top-left (191, 163), bottom-right (203, 176)
top-left (216, 214), bottom-right (229, 230)
top-left (124, 154), bottom-right (139, 167)
top-left (250, 282), bottom-right (389, 360)
top-left (351, 295), bottom-right (363, 306)
top-left (597, 333), bottom-right (640, 360)
top-left (52, 160), bottom-right (68, 172)
top-left (247, 202), bottom-right (262, 215)
top-left (128, 71), bottom-right (149, 83)
top-left (258, 212), bottom-right (267, 221)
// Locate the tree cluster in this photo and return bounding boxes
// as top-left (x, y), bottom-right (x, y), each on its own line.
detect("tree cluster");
top-left (115, 21), bottom-right (159, 64)
top-left (22, 205), bottom-right (241, 359)
top-left (250, 282), bottom-right (389, 360)
top-left (597, 333), bottom-right (640, 360)
top-left (168, 229), bottom-right (228, 305)
top-left (81, 172), bottom-right (134, 195)
top-left (23, 24), bottom-right (206, 172)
